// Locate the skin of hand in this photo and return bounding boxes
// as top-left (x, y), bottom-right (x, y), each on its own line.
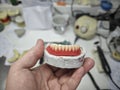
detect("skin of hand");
top-left (6, 39), bottom-right (95, 90)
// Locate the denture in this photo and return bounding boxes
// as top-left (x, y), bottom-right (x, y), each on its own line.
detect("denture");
top-left (44, 43), bottom-right (86, 68)
top-left (46, 44), bottom-right (81, 56)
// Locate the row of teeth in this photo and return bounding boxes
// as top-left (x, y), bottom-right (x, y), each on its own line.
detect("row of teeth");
top-left (49, 44), bottom-right (80, 51)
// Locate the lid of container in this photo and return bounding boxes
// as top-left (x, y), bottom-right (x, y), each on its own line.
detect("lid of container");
top-left (0, 10), bottom-right (7, 19)
top-left (7, 8), bottom-right (20, 16)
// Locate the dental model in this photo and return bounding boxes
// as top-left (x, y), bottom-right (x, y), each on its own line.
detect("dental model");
top-left (44, 44), bottom-right (86, 68)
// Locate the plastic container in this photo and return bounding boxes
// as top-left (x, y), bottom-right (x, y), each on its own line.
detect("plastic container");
top-left (101, 0), bottom-right (112, 11)
top-left (0, 10), bottom-right (10, 25)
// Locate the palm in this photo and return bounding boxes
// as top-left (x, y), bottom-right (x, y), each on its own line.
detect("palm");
top-left (31, 64), bottom-right (78, 90)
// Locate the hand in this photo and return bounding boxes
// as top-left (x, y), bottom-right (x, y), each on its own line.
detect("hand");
top-left (6, 39), bottom-right (94, 90)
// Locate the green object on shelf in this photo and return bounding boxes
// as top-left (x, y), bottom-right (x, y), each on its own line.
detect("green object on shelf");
top-left (10, 0), bottom-right (18, 5)
top-left (0, 23), bottom-right (4, 32)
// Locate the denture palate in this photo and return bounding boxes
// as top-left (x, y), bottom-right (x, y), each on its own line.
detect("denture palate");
top-left (46, 44), bottom-right (81, 56)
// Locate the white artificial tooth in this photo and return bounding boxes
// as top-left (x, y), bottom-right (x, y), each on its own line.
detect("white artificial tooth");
top-left (74, 45), bottom-right (77, 51)
top-left (52, 44), bottom-right (56, 51)
top-left (51, 44), bottom-right (55, 50)
top-left (67, 45), bottom-right (69, 51)
top-left (72, 45), bottom-right (75, 51)
top-left (50, 44), bottom-right (53, 49)
top-left (61, 45), bottom-right (65, 51)
top-left (54, 45), bottom-right (58, 51)
top-left (76, 45), bottom-right (80, 50)
top-left (50, 44), bottom-right (53, 50)
top-left (58, 44), bottom-right (62, 51)
top-left (68, 45), bottom-right (72, 51)
top-left (64, 45), bottom-right (67, 51)
top-left (65, 45), bottom-right (68, 51)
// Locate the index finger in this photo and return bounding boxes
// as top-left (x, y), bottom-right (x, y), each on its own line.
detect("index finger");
top-left (12, 39), bottom-right (44, 69)
top-left (65, 58), bottom-right (95, 90)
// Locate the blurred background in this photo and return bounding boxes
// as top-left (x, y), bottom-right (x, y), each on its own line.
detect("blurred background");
top-left (0, 0), bottom-right (120, 90)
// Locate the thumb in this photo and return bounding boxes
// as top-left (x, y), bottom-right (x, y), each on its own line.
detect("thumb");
top-left (13, 39), bottom-right (44, 69)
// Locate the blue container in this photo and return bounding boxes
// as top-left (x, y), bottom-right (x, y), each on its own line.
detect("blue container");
top-left (101, 0), bottom-right (113, 11)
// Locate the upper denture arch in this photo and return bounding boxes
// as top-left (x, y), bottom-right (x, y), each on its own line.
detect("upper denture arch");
top-left (46, 44), bottom-right (81, 56)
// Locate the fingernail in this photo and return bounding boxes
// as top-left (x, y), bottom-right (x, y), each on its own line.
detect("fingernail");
top-left (85, 58), bottom-right (95, 66)
top-left (88, 60), bottom-right (95, 67)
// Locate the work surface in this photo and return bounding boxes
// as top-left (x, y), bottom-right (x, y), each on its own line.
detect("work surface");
top-left (0, 3), bottom-right (120, 90)
top-left (0, 22), bottom-right (120, 90)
